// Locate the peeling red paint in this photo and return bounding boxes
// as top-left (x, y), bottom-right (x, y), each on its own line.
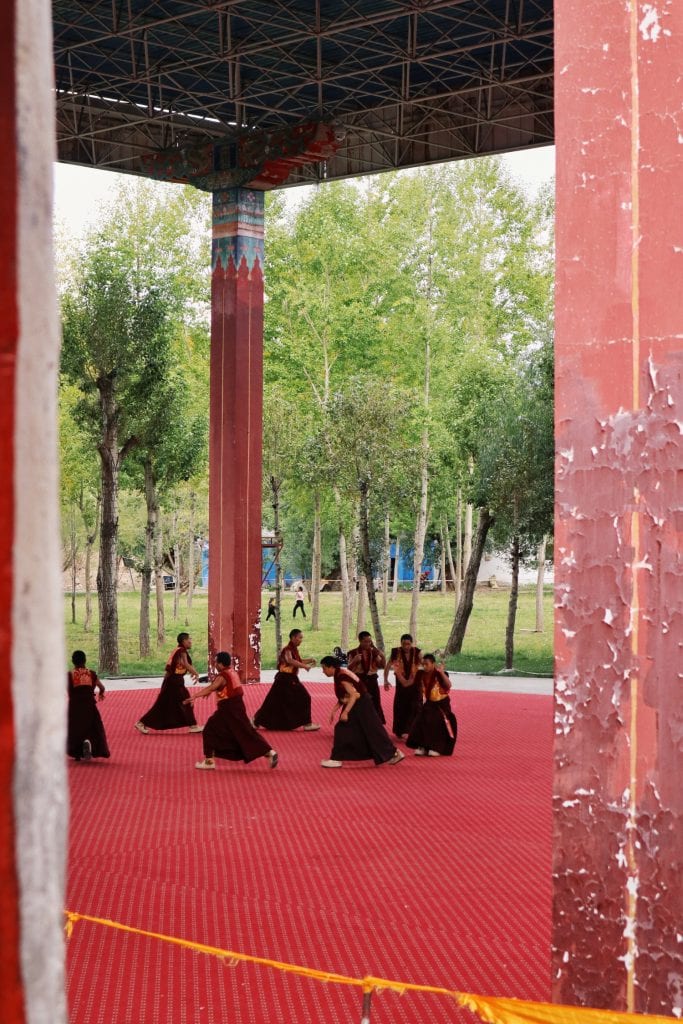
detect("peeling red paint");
top-left (554, 1), bottom-right (683, 1015)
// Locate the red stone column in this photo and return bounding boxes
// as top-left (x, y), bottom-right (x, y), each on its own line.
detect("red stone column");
top-left (0, 5), bottom-right (24, 1019)
top-left (1, 1), bottom-right (66, 1021)
top-left (208, 189), bottom-right (264, 681)
top-left (554, 2), bottom-right (683, 1015)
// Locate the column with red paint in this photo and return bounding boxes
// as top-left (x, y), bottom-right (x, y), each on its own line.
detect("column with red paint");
top-left (208, 188), bottom-right (264, 681)
top-left (0, 5), bottom-right (25, 1021)
top-left (554, 2), bottom-right (683, 1014)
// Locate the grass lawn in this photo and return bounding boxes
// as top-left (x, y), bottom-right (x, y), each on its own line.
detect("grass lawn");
top-left (65, 586), bottom-right (553, 678)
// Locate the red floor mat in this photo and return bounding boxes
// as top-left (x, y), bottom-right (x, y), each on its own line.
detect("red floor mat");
top-left (66, 684), bottom-right (553, 1023)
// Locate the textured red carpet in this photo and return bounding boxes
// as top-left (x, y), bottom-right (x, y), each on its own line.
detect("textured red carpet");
top-left (66, 683), bottom-right (552, 1024)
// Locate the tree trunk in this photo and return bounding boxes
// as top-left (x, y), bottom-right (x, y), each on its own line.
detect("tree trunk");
top-left (154, 511), bottom-right (165, 647)
top-left (358, 481), bottom-right (384, 650)
top-left (96, 375), bottom-right (120, 675)
top-left (455, 489), bottom-right (463, 609)
top-left (172, 508), bottom-right (180, 621)
top-left (271, 476), bottom-right (283, 657)
top-left (139, 457), bottom-right (156, 659)
top-left (339, 523), bottom-right (352, 653)
top-left (355, 577), bottom-right (366, 635)
top-left (409, 446), bottom-right (429, 637)
top-left (392, 535), bottom-right (400, 600)
top-left (410, 237), bottom-right (433, 639)
top-left (311, 492), bottom-right (322, 630)
top-left (409, 310), bottom-right (431, 637)
top-left (463, 502), bottom-right (473, 583)
top-left (70, 502), bottom-right (78, 624)
top-left (444, 517), bottom-right (456, 598)
top-left (439, 523), bottom-right (447, 596)
top-left (83, 492), bottom-right (100, 633)
top-left (535, 534), bottom-right (548, 633)
top-left (185, 491), bottom-right (196, 624)
top-left (382, 512), bottom-right (390, 616)
top-left (349, 520), bottom-right (360, 633)
top-left (505, 535), bottom-right (521, 670)
top-left (444, 508), bottom-right (494, 656)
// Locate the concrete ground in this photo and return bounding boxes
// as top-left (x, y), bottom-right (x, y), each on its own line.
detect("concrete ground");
top-left (104, 669), bottom-right (553, 696)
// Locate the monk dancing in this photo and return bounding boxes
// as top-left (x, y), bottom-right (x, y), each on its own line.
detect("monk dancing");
top-left (320, 656), bottom-right (404, 768)
top-left (186, 652), bottom-right (278, 770)
top-left (384, 633), bottom-right (423, 739)
top-left (135, 632), bottom-right (203, 734)
top-left (347, 631), bottom-right (386, 722)
top-left (67, 650), bottom-right (110, 761)
top-left (406, 654), bottom-right (458, 757)
top-left (253, 629), bottom-right (320, 731)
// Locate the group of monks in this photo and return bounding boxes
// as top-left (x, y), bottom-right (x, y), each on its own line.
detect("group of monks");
top-left (66, 627), bottom-right (458, 771)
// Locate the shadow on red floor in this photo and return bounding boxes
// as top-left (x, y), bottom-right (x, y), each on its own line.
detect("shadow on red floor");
top-left (66, 684), bottom-right (553, 1024)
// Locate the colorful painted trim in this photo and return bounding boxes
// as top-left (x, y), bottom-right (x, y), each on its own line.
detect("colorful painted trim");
top-left (143, 122), bottom-right (339, 192)
top-left (211, 189), bottom-right (264, 273)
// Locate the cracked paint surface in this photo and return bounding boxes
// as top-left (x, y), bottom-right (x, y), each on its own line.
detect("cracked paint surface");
top-left (554, 1), bottom-right (683, 1015)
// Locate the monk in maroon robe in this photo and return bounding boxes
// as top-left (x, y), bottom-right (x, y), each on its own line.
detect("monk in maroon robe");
top-left (253, 629), bottom-right (320, 731)
top-left (347, 630), bottom-right (386, 723)
top-left (406, 654), bottom-right (458, 757)
top-left (67, 650), bottom-right (110, 760)
top-left (320, 656), bottom-right (404, 768)
top-left (384, 633), bottom-right (423, 738)
top-left (135, 632), bottom-right (202, 734)
top-left (187, 651), bottom-right (278, 770)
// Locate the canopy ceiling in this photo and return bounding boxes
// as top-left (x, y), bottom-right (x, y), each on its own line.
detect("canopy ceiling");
top-left (53, 0), bottom-right (553, 185)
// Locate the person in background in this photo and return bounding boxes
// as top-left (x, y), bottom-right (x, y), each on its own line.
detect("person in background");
top-left (384, 633), bottom-right (423, 739)
top-left (406, 654), bottom-right (458, 757)
top-left (186, 651), bottom-right (278, 771)
top-left (320, 655), bottom-right (404, 769)
top-left (347, 631), bottom-right (386, 722)
top-left (253, 629), bottom-right (320, 731)
top-left (266, 595), bottom-right (277, 621)
top-left (67, 650), bottom-right (110, 762)
top-left (135, 632), bottom-right (202, 735)
top-left (293, 583), bottom-right (306, 618)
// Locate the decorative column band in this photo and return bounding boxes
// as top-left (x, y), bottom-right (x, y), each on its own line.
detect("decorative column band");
top-left (211, 189), bottom-right (264, 275)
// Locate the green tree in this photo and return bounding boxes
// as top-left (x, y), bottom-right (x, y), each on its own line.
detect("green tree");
top-left (60, 180), bottom-right (209, 673)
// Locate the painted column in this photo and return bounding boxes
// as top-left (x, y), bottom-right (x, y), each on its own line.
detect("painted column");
top-left (1, 1), bottom-right (67, 1022)
top-left (143, 124), bottom-right (340, 682)
top-left (208, 189), bottom-right (264, 681)
top-left (554, 1), bottom-right (683, 1016)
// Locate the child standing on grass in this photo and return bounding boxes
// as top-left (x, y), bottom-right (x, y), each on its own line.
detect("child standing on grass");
top-left (187, 652), bottom-right (278, 770)
top-left (67, 650), bottom-right (110, 762)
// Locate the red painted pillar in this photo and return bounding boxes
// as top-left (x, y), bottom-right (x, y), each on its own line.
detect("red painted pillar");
top-left (0, 4), bottom-right (25, 1021)
top-left (208, 188), bottom-right (264, 681)
top-left (554, 1), bottom-right (683, 1015)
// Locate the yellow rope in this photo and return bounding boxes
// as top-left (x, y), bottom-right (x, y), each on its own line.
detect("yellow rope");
top-left (64, 910), bottom-right (675, 1024)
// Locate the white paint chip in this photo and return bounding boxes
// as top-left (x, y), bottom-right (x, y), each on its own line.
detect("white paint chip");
top-left (640, 6), bottom-right (663, 43)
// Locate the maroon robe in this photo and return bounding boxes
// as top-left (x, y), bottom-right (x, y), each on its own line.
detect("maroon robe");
top-left (139, 646), bottom-right (198, 730)
top-left (67, 668), bottom-right (110, 759)
top-left (347, 645), bottom-right (385, 723)
top-left (406, 668), bottom-right (458, 756)
top-left (253, 642), bottom-right (313, 730)
top-left (203, 667), bottom-right (271, 763)
top-left (329, 668), bottom-right (396, 765)
top-left (390, 645), bottom-right (422, 738)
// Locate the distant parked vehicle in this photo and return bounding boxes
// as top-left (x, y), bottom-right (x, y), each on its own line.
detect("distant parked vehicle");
top-left (162, 574), bottom-right (175, 591)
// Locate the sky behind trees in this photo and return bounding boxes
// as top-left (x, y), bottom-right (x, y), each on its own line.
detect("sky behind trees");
top-left (54, 146), bottom-right (555, 238)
